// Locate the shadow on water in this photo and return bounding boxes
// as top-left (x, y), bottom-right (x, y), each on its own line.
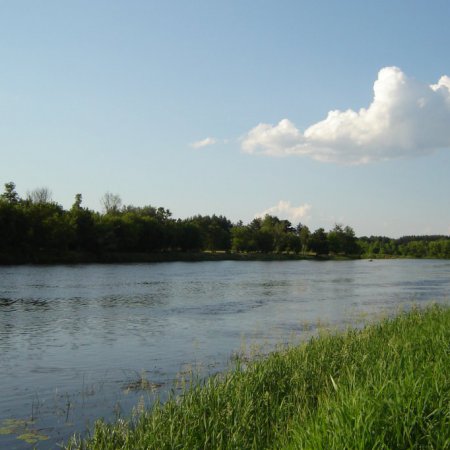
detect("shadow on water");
top-left (0, 297), bottom-right (22, 307)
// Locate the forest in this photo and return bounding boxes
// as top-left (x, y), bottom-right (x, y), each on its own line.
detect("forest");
top-left (1, 182), bottom-right (449, 263)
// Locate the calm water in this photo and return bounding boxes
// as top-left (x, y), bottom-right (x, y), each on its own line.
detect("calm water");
top-left (0, 259), bottom-right (449, 449)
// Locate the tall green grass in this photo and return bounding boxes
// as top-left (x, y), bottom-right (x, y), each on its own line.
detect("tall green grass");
top-left (66, 305), bottom-right (450, 449)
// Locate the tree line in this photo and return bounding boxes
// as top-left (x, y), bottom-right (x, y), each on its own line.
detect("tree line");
top-left (358, 235), bottom-right (450, 258)
top-left (0, 182), bottom-right (449, 262)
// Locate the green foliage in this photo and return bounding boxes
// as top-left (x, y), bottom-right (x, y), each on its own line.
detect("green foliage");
top-left (284, 306), bottom-right (450, 449)
top-left (358, 235), bottom-right (450, 258)
top-left (66, 305), bottom-right (450, 449)
top-left (231, 225), bottom-right (257, 252)
top-left (298, 224), bottom-right (310, 254)
top-left (1, 182), bottom-right (20, 204)
top-left (171, 221), bottom-right (203, 251)
top-left (188, 215), bottom-right (232, 251)
top-left (69, 197), bottom-right (99, 252)
top-left (327, 224), bottom-right (360, 256)
top-left (309, 228), bottom-right (329, 255)
top-left (231, 216), bottom-right (311, 254)
top-left (0, 201), bottom-right (28, 253)
top-left (1, 181), bottom-right (449, 262)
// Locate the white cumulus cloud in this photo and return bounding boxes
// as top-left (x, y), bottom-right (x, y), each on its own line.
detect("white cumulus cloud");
top-left (190, 137), bottom-right (217, 149)
top-left (256, 201), bottom-right (312, 223)
top-left (241, 67), bottom-right (450, 164)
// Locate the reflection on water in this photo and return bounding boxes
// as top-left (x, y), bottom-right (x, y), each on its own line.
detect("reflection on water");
top-left (0, 260), bottom-right (449, 449)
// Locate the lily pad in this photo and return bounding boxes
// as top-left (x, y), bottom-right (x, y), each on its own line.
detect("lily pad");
top-left (17, 431), bottom-right (49, 444)
top-left (0, 418), bottom-right (48, 444)
top-left (0, 418), bottom-right (29, 435)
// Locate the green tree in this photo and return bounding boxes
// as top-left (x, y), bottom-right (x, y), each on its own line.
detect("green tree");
top-left (260, 215), bottom-right (293, 252)
top-left (299, 225), bottom-right (311, 254)
top-left (1, 182), bottom-right (20, 204)
top-left (171, 220), bottom-right (202, 251)
top-left (231, 225), bottom-right (256, 252)
top-left (255, 229), bottom-right (274, 252)
top-left (69, 194), bottom-right (98, 252)
top-left (0, 200), bottom-right (28, 254)
top-left (327, 224), bottom-right (345, 254)
top-left (286, 233), bottom-right (302, 253)
top-left (328, 224), bottom-right (360, 256)
top-left (309, 228), bottom-right (329, 255)
top-left (404, 241), bottom-right (427, 257)
top-left (188, 215), bottom-right (232, 251)
top-left (23, 201), bottom-right (71, 254)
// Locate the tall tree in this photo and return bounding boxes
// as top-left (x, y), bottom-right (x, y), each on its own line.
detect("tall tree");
top-left (309, 228), bottom-right (329, 255)
top-left (299, 225), bottom-right (311, 254)
top-left (101, 192), bottom-right (122, 214)
top-left (27, 187), bottom-right (52, 204)
top-left (69, 194), bottom-right (98, 252)
top-left (1, 182), bottom-right (20, 204)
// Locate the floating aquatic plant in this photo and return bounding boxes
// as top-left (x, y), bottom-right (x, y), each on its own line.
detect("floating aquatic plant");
top-left (0, 418), bottom-right (49, 444)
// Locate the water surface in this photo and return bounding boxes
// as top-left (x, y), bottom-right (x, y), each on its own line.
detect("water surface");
top-left (0, 259), bottom-right (449, 448)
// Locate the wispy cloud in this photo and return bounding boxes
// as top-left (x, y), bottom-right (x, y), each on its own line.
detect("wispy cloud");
top-left (256, 200), bottom-right (312, 223)
top-left (190, 137), bottom-right (217, 149)
top-left (242, 67), bottom-right (450, 164)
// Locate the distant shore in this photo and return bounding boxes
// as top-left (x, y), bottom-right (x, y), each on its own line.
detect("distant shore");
top-left (0, 251), bottom-right (353, 265)
top-left (1, 250), bottom-right (447, 266)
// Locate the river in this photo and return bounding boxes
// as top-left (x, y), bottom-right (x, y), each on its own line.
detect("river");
top-left (0, 259), bottom-right (449, 449)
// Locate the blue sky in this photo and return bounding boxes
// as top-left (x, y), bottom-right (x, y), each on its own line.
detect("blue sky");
top-left (1, 0), bottom-right (450, 237)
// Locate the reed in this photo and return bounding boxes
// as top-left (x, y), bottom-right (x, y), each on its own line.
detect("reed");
top-left (66, 304), bottom-right (450, 449)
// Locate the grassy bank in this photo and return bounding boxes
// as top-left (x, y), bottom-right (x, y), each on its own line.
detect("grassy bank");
top-left (66, 305), bottom-right (449, 449)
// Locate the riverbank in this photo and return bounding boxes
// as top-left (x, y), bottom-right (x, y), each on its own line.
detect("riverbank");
top-left (66, 304), bottom-right (449, 449)
top-left (0, 250), bottom-right (352, 265)
top-left (3, 250), bottom-right (448, 266)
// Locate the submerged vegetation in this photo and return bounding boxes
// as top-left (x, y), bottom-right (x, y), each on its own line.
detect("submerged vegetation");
top-left (1, 181), bottom-right (449, 264)
top-left (66, 305), bottom-right (450, 449)
top-left (0, 418), bottom-right (49, 445)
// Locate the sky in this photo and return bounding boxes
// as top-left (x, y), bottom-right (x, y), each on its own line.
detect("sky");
top-left (1, 0), bottom-right (450, 238)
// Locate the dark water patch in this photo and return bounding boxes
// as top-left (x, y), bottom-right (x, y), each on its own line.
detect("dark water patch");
top-left (331, 277), bottom-right (355, 283)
